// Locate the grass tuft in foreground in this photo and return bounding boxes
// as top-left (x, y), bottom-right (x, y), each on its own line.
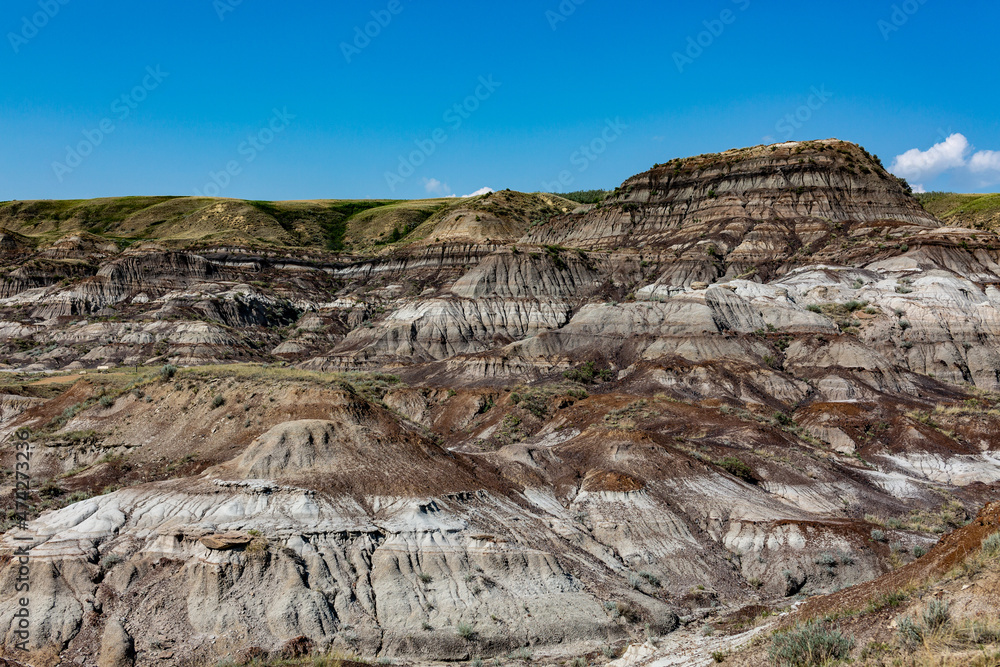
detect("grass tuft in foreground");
top-left (768, 620), bottom-right (854, 666)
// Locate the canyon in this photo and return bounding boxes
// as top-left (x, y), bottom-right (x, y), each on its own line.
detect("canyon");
top-left (1, 139), bottom-right (999, 666)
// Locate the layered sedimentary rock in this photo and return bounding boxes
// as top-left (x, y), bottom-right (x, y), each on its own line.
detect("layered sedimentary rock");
top-left (527, 139), bottom-right (938, 253)
top-left (2, 140), bottom-right (1000, 664)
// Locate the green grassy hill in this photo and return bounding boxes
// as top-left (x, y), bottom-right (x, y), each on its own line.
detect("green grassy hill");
top-left (0, 197), bottom-right (457, 253)
top-left (917, 192), bottom-right (1000, 231)
top-left (0, 192), bottom-right (580, 255)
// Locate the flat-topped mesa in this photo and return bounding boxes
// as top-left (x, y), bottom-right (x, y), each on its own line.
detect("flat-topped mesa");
top-left (526, 139), bottom-right (941, 256)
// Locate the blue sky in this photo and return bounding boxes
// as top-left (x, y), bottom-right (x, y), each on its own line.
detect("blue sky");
top-left (2, 0), bottom-right (999, 201)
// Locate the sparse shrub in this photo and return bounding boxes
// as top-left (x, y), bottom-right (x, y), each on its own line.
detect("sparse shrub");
top-left (601, 646), bottom-right (617, 659)
top-left (806, 304), bottom-right (822, 313)
top-left (571, 658), bottom-right (587, 667)
top-left (457, 622), bottom-right (475, 639)
top-left (638, 571), bottom-right (661, 587)
top-left (520, 393), bottom-right (549, 418)
top-left (212, 395), bottom-right (226, 408)
top-left (772, 411), bottom-right (794, 426)
top-left (160, 364), bottom-right (178, 380)
top-left (515, 647), bottom-right (532, 663)
top-left (982, 531), bottom-right (1000, 559)
top-left (628, 574), bottom-right (643, 590)
top-left (922, 600), bottom-right (950, 632)
top-left (871, 528), bottom-right (887, 542)
top-left (897, 616), bottom-right (922, 649)
top-left (615, 601), bottom-right (642, 623)
top-left (421, 621), bottom-right (433, 631)
top-left (898, 319), bottom-right (911, 330)
top-left (246, 534), bottom-right (269, 557)
top-left (38, 480), bottom-right (63, 499)
top-left (602, 399), bottom-right (649, 430)
top-left (838, 551), bottom-right (855, 566)
top-left (563, 361), bottom-right (614, 385)
top-left (815, 552), bottom-right (836, 567)
top-left (717, 456), bottom-right (756, 484)
top-left (472, 659), bottom-right (484, 667)
top-left (768, 620), bottom-right (854, 666)
top-left (913, 545), bottom-right (927, 558)
top-left (99, 395), bottom-right (115, 408)
top-left (101, 553), bottom-right (122, 569)
top-left (418, 572), bottom-right (433, 584)
top-left (702, 624), bottom-right (715, 636)
top-left (865, 590), bottom-right (908, 613)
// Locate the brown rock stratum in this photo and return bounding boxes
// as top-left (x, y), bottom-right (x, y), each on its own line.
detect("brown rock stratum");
top-left (1, 139), bottom-right (999, 665)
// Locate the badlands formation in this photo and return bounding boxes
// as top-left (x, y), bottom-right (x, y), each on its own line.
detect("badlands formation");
top-left (1, 139), bottom-right (999, 665)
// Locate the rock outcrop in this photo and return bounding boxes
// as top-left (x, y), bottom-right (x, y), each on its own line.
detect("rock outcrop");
top-left (1, 139), bottom-right (1000, 665)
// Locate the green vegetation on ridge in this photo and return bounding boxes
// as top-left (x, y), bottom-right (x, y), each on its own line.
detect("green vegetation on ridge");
top-left (0, 190), bottom-right (581, 257)
top-left (248, 199), bottom-right (399, 251)
top-left (917, 191), bottom-right (1000, 231)
top-left (0, 196), bottom-right (463, 253)
top-left (550, 189), bottom-right (610, 205)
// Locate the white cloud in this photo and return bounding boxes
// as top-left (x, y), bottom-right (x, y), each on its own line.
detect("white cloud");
top-left (423, 178), bottom-right (451, 195)
top-left (912, 184), bottom-right (927, 194)
top-left (970, 149), bottom-right (1000, 174)
top-left (891, 133), bottom-right (970, 182)
top-left (420, 182), bottom-right (495, 198)
top-left (890, 133), bottom-right (1000, 189)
